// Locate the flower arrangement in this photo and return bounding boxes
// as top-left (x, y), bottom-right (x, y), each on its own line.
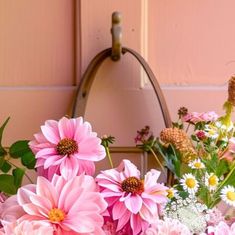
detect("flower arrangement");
top-left (0, 78), bottom-right (235, 234)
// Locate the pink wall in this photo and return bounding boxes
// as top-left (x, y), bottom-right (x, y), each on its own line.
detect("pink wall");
top-left (148, 0), bottom-right (235, 120)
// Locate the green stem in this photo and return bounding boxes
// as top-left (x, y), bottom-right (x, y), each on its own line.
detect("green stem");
top-left (185, 123), bottom-right (191, 133)
top-left (6, 160), bottom-right (34, 184)
top-left (149, 148), bottom-right (167, 178)
top-left (105, 146), bottom-right (113, 168)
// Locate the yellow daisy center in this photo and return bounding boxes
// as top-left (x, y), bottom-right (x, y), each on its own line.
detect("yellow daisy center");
top-left (167, 189), bottom-right (174, 199)
top-left (208, 175), bottom-right (218, 186)
top-left (185, 178), bottom-right (196, 188)
top-left (56, 138), bottom-right (78, 156)
top-left (227, 191), bottom-right (235, 201)
top-left (194, 162), bottom-right (202, 168)
top-left (48, 208), bottom-right (65, 222)
top-left (121, 177), bottom-right (144, 194)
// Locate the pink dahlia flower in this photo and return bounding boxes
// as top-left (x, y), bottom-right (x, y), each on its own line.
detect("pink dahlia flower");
top-left (96, 160), bottom-right (168, 235)
top-left (143, 218), bottom-right (191, 235)
top-left (4, 174), bottom-right (107, 235)
top-left (207, 221), bottom-right (235, 235)
top-left (29, 117), bottom-right (106, 180)
top-left (0, 221), bottom-right (53, 235)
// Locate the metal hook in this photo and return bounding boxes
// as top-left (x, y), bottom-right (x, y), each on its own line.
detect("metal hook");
top-left (111, 12), bottom-right (122, 61)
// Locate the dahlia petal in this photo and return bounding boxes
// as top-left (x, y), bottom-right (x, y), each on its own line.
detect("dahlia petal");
top-left (60, 157), bottom-right (79, 180)
top-left (97, 181), bottom-right (121, 192)
top-left (63, 216), bottom-right (94, 233)
top-left (41, 125), bottom-right (60, 144)
top-left (124, 194), bottom-right (142, 214)
top-left (58, 117), bottom-right (76, 139)
top-left (112, 201), bottom-right (127, 220)
top-left (21, 203), bottom-right (44, 216)
top-left (43, 155), bottom-right (64, 169)
top-left (17, 185), bottom-right (36, 205)
top-left (36, 177), bottom-right (57, 207)
top-left (77, 159), bottom-right (95, 175)
top-left (29, 195), bottom-right (52, 212)
top-left (119, 160), bottom-right (140, 178)
top-left (130, 214), bottom-right (142, 235)
top-left (36, 148), bottom-right (56, 159)
top-left (144, 169), bottom-right (161, 188)
top-left (116, 210), bottom-right (131, 231)
top-left (74, 120), bottom-right (92, 142)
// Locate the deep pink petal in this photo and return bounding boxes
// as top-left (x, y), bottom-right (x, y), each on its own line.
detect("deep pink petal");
top-left (112, 201), bottom-right (127, 220)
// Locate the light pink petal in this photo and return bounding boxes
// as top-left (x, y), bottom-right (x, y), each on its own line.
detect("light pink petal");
top-left (63, 216), bottom-right (94, 233)
top-left (36, 177), bottom-right (58, 207)
top-left (124, 194), bottom-right (142, 214)
top-left (60, 157), bottom-right (79, 180)
top-left (43, 155), bottom-right (64, 169)
top-left (36, 148), bottom-right (56, 159)
top-left (77, 159), bottom-right (95, 175)
top-left (120, 160), bottom-right (140, 178)
top-left (58, 117), bottom-right (76, 139)
top-left (41, 125), bottom-right (60, 144)
top-left (74, 119), bottom-right (93, 142)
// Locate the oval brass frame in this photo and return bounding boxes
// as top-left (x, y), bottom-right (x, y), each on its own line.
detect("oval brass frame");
top-left (72, 47), bottom-right (172, 127)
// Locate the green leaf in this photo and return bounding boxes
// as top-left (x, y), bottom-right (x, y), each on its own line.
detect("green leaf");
top-left (9, 140), bottom-right (31, 159)
top-left (0, 117), bottom-right (10, 148)
top-left (0, 174), bottom-right (17, 194)
top-left (0, 157), bottom-right (5, 168)
top-left (13, 168), bottom-right (25, 189)
top-left (216, 160), bottom-right (229, 178)
top-left (1, 161), bottom-right (11, 173)
top-left (21, 151), bottom-right (36, 169)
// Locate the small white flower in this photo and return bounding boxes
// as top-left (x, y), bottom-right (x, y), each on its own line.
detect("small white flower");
top-left (204, 124), bottom-right (219, 139)
top-left (205, 173), bottom-right (219, 191)
top-left (221, 185), bottom-right (235, 207)
top-left (189, 159), bottom-right (205, 169)
top-left (215, 121), bottom-right (234, 132)
top-left (180, 173), bottom-right (199, 195)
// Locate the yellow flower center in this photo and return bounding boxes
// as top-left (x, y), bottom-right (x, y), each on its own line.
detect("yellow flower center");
top-left (227, 191), bottom-right (235, 201)
top-left (56, 138), bottom-right (78, 156)
top-left (194, 162), bottom-right (202, 168)
top-left (185, 178), bottom-right (196, 188)
top-left (48, 208), bottom-right (65, 222)
top-left (167, 189), bottom-right (174, 199)
top-left (121, 177), bottom-right (144, 194)
top-left (208, 175), bottom-right (218, 186)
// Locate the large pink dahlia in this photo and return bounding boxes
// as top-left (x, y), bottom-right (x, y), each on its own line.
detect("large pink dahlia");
top-left (96, 160), bottom-right (168, 235)
top-left (4, 174), bottom-right (107, 235)
top-left (29, 117), bottom-right (106, 179)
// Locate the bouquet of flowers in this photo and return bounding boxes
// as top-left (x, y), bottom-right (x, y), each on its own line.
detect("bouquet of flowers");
top-left (0, 78), bottom-right (235, 234)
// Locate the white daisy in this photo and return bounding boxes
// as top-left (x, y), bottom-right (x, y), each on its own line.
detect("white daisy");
top-left (189, 159), bottom-right (205, 169)
top-left (180, 173), bottom-right (199, 195)
top-left (205, 173), bottom-right (219, 191)
top-left (204, 124), bottom-right (219, 139)
top-left (221, 185), bottom-right (235, 207)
